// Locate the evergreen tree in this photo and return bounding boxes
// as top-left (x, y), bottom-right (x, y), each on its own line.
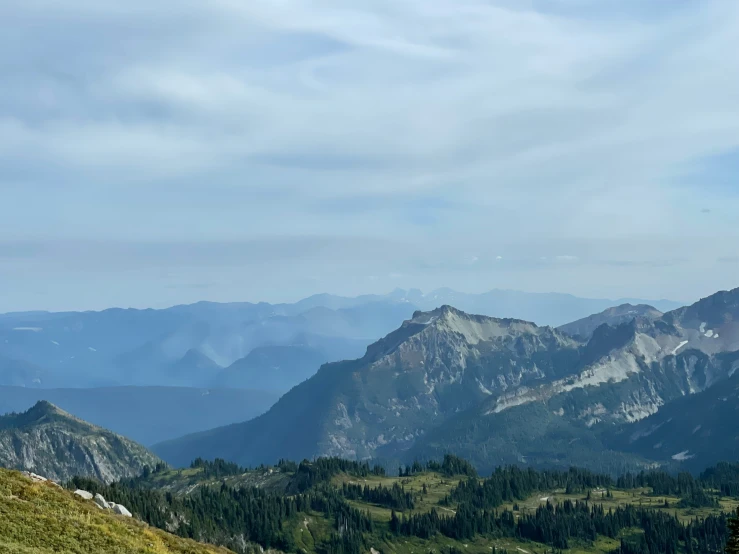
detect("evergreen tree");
top-left (726, 507), bottom-right (739, 554)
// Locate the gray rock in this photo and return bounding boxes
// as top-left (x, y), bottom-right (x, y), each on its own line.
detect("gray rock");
top-left (74, 489), bottom-right (93, 500)
top-left (24, 472), bottom-right (48, 483)
top-left (113, 504), bottom-right (132, 517)
top-left (94, 493), bottom-right (108, 509)
top-left (108, 501), bottom-right (116, 509)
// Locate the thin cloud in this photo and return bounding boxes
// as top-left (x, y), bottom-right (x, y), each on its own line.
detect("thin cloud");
top-left (1, 0), bottom-right (739, 310)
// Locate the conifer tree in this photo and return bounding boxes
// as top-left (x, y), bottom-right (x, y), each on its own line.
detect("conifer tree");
top-left (726, 507), bottom-right (739, 554)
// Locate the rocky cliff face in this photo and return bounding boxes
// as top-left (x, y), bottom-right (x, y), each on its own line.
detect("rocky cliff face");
top-left (154, 288), bottom-right (739, 472)
top-left (314, 306), bottom-right (582, 458)
top-left (154, 306), bottom-right (584, 466)
top-left (0, 401), bottom-right (162, 482)
top-left (606, 351), bottom-right (739, 471)
top-left (485, 288), bottom-right (739, 428)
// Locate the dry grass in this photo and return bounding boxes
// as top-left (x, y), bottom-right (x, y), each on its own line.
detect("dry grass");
top-left (0, 468), bottom-right (234, 554)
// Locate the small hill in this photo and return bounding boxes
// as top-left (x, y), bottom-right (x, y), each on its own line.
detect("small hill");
top-left (0, 467), bottom-right (233, 554)
top-left (0, 401), bottom-right (161, 482)
top-left (165, 349), bottom-right (222, 387)
top-left (211, 344), bottom-right (329, 391)
top-left (558, 303), bottom-right (663, 339)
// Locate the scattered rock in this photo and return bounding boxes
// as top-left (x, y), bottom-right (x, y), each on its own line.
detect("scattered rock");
top-left (74, 489), bottom-right (93, 500)
top-left (113, 504), bottom-right (133, 517)
top-left (23, 471), bottom-right (48, 483)
top-left (108, 501), bottom-right (116, 509)
top-left (94, 493), bottom-right (108, 509)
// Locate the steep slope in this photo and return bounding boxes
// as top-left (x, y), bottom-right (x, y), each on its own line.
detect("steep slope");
top-left (407, 289), bottom-right (739, 470)
top-left (606, 352), bottom-right (739, 472)
top-left (154, 306), bottom-right (583, 466)
top-left (558, 304), bottom-right (663, 340)
top-left (0, 401), bottom-right (162, 482)
top-left (0, 386), bottom-right (279, 445)
top-left (0, 468), bottom-right (233, 554)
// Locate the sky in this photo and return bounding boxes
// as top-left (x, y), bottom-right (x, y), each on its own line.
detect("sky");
top-left (1, 0), bottom-right (739, 312)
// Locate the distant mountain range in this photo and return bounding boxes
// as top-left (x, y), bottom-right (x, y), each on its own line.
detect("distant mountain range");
top-left (153, 287), bottom-right (738, 475)
top-left (0, 401), bottom-right (161, 482)
top-left (0, 288), bottom-right (682, 392)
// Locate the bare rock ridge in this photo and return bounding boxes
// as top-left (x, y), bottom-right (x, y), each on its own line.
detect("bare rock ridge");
top-left (153, 287), bottom-right (739, 473)
top-left (558, 303), bottom-right (664, 340)
top-left (0, 400), bottom-right (162, 482)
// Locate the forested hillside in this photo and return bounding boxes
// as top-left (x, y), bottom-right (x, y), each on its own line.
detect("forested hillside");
top-left (63, 455), bottom-right (739, 554)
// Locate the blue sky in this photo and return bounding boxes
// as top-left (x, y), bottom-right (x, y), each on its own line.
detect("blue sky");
top-left (1, 0), bottom-right (738, 312)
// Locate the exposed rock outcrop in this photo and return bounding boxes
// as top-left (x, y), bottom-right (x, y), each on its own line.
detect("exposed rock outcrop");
top-left (0, 401), bottom-right (162, 483)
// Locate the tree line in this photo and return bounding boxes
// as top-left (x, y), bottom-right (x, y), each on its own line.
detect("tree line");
top-left (66, 456), bottom-right (739, 554)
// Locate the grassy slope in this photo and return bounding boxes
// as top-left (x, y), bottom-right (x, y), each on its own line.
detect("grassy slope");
top-left (0, 468), bottom-right (233, 554)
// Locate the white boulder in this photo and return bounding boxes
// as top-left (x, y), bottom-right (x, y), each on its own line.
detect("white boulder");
top-left (113, 504), bottom-right (133, 517)
top-left (74, 489), bottom-right (94, 500)
top-left (94, 493), bottom-right (108, 509)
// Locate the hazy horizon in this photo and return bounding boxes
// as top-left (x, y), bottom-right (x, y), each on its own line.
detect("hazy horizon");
top-left (0, 284), bottom-right (694, 315)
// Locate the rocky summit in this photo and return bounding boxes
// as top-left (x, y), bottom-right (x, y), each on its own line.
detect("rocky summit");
top-left (0, 401), bottom-right (162, 483)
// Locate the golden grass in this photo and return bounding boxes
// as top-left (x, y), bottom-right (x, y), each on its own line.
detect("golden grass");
top-left (0, 468), bottom-right (234, 554)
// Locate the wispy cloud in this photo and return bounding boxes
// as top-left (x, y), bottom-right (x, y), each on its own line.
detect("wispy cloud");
top-left (1, 0), bottom-right (739, 310)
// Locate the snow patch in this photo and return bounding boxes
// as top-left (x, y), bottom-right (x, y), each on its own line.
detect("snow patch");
top-left (88, 347), bottom-right (97, 352)
top-left (13, 327), bottom-right (42, 332)
top-left (692, 425), bottom-right (702, 434)
top-left (700, 322), bottom-right (706, 333)
top-left (671, 341), bottom-right (689, 355)
top-left (705, 330), bottom-right (714, 338)
top-left (671, 450), bottom-right (695, 461)
top-left (51, 340), bottom-right (60, 346)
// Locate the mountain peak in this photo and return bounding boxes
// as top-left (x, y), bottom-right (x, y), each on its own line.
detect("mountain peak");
top-left (5, 400), bottom-right (88, 430)
top-left (410, 304), bottom-right (460, 323)
top-left (26, 400), bottom-right (66, 420)
top-left (0, 401), bottom-right (162, 482)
